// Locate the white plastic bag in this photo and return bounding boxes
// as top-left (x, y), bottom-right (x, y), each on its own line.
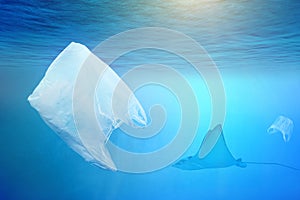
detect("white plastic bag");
top-left (268, 115), bottom-right (293, 142)
top-left (28, 42), bottom-right (147, 170)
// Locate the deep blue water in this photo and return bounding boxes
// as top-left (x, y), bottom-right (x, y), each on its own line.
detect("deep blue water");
top-left (1, 0), bottom-right (300, 199)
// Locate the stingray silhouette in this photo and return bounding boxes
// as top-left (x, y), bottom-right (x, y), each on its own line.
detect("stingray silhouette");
top-left (173, 124), bottom-right (299, 171)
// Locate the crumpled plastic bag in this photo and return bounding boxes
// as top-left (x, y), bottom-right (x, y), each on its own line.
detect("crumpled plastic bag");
top-left (268, 115), bottom-right (293, 142)
top-left (28, 42), bottom-right (148, 170)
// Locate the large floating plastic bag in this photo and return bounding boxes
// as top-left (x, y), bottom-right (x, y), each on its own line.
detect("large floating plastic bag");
top-left (28, 42), bottom-right (148, 171)
top-left (267, 115), bottom-right (294, 142)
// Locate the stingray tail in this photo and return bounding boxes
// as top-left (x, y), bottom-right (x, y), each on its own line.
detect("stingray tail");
top-left (245, 161), bottom-right (300, 171)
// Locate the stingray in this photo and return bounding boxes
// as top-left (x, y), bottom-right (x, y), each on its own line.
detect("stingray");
top-left (173, 124), bottom-right (299, 171)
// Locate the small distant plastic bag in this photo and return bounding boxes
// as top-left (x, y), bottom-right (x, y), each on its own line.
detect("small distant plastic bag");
top-left (267, 115), bottom-right (294, 142)
top-left (28, 42), bottom-right (147, 170)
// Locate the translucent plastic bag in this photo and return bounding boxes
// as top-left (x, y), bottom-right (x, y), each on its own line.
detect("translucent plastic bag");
top-left (268, 115), bottom-right (293, 142)
top-left (28, 42), bottom-right (147, 170)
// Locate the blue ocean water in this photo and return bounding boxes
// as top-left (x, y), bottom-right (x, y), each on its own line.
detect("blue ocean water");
top-left (1, 0), bottom-right (300, 199)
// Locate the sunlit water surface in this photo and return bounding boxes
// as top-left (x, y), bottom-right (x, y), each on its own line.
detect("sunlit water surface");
top-left (0, 0), bottom-right (300, 199)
